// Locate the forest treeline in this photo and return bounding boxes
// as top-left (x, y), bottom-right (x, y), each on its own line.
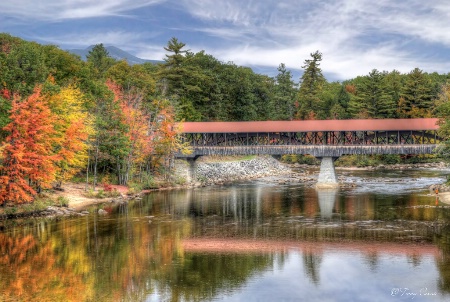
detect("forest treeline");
top-left (2, 33), bottom-right (450, 204)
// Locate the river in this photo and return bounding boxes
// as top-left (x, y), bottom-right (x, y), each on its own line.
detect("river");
top-left (1, 168), bottom-right (450, 301)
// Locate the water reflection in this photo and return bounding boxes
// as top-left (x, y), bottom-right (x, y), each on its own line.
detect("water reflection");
top-left (1, 169), bottom-right (450, 301)
top-left (316, 188), bottom-right (338, 219)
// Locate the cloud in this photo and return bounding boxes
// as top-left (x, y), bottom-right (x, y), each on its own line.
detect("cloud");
top-left (37, 30), bottom-right (145, 49)
top-left (3, 0), bottom-right (450, 80)
top-left (0, 0), bottom-right (165, 21)
top-left (176, 0), bottom-right (450, 79)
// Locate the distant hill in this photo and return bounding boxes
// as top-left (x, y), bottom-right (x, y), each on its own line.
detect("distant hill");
top-left (67, 45), bottom-right (163, 65)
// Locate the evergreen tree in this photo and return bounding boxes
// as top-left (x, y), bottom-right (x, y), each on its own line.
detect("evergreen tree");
top-left (297, 51), bottom-right (326, 119)
top-left (86, 44), bottom-right (116, 77)
top-left (399, 68), bottom-right (434, 117)
top-left (330, 84), bottom-right (351, 119)
top-left (356, 69), bottom-right (395, 118)
top-left (252, 73), bottom-right (274, 121)
top-left (384, 70), bottom-right (403, 118)
top-left (272, 63), bottom-right (296, 120)
top-left (158, 38), bottom-right (202, 120)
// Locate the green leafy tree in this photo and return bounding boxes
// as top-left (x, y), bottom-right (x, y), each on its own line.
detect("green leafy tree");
top-left (435, 81), bottom-right (450, 157)
top-left (384, 70), bottom-right (403, 118)
top-left (106, 60), bottom-right (156, 103)
top-left (2, 39), bottom-right (48, 96)
top-left (184, 51), bottom-right (228, 121)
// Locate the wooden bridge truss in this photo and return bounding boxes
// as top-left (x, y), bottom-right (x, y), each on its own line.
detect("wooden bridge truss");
top-left (182, 130), bottom-right (440, 147)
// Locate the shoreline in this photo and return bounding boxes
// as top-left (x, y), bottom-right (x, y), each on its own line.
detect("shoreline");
top-left (1, 158), bottom-right (448, 220)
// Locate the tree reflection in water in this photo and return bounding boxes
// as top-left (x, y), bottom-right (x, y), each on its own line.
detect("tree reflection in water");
top-left (1, 176), bottom-right (450, 301)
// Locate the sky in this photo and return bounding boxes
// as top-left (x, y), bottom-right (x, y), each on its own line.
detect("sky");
top-left (1, 0), bottom-right (450, 81)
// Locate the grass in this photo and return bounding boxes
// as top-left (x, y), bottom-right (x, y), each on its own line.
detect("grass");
top-left (0, 193), bottom-right (61, 218)
top-left (83, 189), bottom-right (121, 199)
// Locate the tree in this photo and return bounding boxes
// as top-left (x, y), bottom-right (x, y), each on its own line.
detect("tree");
top-left (384, 70), bottom-right (403, 118)
top-left (435, 81), bottom-right (450, 157)
top-left (2, 39), bottom-right (48, 96)
top-left (105, 60), bottom-right (155, 102)
top-left (158, 38), bottom-right (203, 121)
top-left (330, 84), bottom-right (351, 119)
top-left (271, 63), bottom-right (296, 120)
top-left (86, 44), bottom-right (116, 77)
top-left (106, 80), bottom-right (152, 185)
top-left (0, 87), bottom-right (58, 204)
top-left (399, 68), bottom-right (434, 117)
top-left (354, 69), bottom-right (395, 118)
top-left (297, 51), bottom-right (326, 119)
top-left (150, 99), bottom-right (191, 179)
top-left (47, 85), bottom-right (92, 187)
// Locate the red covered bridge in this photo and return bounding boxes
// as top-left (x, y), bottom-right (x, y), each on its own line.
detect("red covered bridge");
top-left (178, 118), bottom-right (441, 158)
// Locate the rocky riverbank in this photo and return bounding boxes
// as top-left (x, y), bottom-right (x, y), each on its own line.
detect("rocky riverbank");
top-left (192, 155), bottom-right (291, 186)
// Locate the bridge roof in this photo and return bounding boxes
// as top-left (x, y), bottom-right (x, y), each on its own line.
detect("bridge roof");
top-left (181, 118), bottom-right (439, 133)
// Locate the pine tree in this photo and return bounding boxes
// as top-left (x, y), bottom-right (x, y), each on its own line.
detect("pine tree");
top-left (158, 38), bottom-right (202, 120)
top-left (272, 63), bottom-right (296, 120)
top-left (297, 51), bottom-right (326, 119)
top-left (355, 69), bottom-right (396, 118)
top-left (86, 44), bottom-right (116, 77)
top-left (400, 68), bottom-right (433, 117)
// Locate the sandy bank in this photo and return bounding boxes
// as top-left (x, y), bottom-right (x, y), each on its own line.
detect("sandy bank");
top-left (54, 183), bottom-right (130, 210)
top-left (439, 192), bottom-right (450, 205)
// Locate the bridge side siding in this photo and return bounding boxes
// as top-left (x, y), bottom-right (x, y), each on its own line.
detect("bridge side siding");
top-left (181, 118), bottom-right (439, 133)
top-left (177, 145), bottom-right (438, 158)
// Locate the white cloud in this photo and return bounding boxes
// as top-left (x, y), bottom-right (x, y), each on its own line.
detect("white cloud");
top-left (38, 31), bottom-right (145, 49)
top-left (0, 0), bottom-right (165, 21)
top-left (4, 0), bottom-right (450, 79)
top-left (177, 0), bottom-right (450, 79)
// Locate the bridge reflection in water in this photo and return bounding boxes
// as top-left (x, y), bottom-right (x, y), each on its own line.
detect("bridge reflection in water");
top-left (178, 118), bottom-right (441, 187)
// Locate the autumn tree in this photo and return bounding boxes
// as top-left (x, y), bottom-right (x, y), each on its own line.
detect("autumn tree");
top-left (47, 85), bottom-right (92, 187)
top-left (106, 80), bottom-right (152, 185)
top-left (0, 87), bottom-right (58, 204)
top-left (150, 99), bottom-right (191, 179)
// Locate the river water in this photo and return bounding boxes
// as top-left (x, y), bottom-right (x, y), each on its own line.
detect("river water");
top-left (2, 168), bottom-right (450, 301)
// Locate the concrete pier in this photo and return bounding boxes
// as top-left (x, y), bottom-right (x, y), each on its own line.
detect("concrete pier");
top-left (186, 158), bottom-right (198, 183)
top-left (316, 157), bottom-right (339, 189)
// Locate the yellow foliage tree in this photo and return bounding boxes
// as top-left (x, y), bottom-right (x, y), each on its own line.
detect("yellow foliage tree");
top-left (47, 86), bottom-right (93, 187)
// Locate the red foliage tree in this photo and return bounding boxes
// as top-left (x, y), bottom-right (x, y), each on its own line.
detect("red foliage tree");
top-left (0, 87), bottom-right (58, 205)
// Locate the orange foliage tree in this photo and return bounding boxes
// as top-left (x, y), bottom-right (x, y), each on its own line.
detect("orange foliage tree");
top-left (106, 80), bottom-right (152, 185)
top-left (150, 99), bottom-right (191, 179)
top-left (0, 87), bottom-right (59, 205)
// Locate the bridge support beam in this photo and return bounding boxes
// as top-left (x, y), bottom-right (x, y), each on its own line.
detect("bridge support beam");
top-left (316, 157), bottom-right (339, 189)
